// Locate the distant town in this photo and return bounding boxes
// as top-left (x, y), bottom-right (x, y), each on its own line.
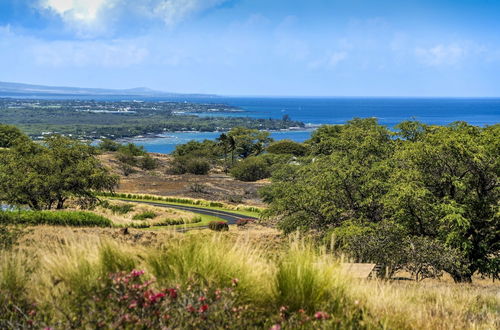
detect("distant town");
top-left (0, 98), bottom-right (304, 140)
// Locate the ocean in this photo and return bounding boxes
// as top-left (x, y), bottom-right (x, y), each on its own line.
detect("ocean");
top-left (131, 97), bottom-right (500, 154)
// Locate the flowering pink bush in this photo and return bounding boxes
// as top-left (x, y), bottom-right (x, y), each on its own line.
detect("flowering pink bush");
top-left (0, 268), bottom-right (368, 329)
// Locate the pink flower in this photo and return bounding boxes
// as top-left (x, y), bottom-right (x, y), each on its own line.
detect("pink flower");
top-left (198, 296), bottom-right (207, 302)
top-left (167, 288), bottom-right (178, 299)
top-left (314, 311), bottom-right (330, 320)
top-left (199, 304), bottom-right (209, 313)
top-left (231, 278), bottom-right (239, 287)
top-left (270, 324), bottom-right (281, 330)
top-left (130, 269), bottom-right (145, 277)
top-left (128, 301), bottom-right (137, 309)
top-left (187, 305), bottom-right (196, 313)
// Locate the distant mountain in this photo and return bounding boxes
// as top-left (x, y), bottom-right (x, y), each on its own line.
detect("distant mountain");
top-left (0, 81), bottom-right (215, 98)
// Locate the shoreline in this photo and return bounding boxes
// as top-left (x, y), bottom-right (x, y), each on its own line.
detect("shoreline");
top-left (113, 126), bottom-right (319, 144)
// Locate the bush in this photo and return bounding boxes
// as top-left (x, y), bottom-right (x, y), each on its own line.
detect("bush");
top-left (116, 152), bottom-right (138, 167)
top-left (186, 158), bottom-right (211, 175)
top-left (139, 154), bottom-right (159, 170)
top-left (230, 157), bottom-right (271, 182)
top-left (100, 201), bottom-right (134, 214)
top-left (168, 157), bottom-right (210, 175)
top-left (132, 211), bottom-right (157, 220)
top-left (267, 140), bottom-right (308, 156)
top-left (0, 210), bottom-right (112, 227)
top-left (189, 183), bottom-right (208, 193)
top-left (118, 143), bottom-right (146, 157)
top-left (208, 221), bottom-right (229, 231)
top-left (98, 138), bottom-right (121, 152)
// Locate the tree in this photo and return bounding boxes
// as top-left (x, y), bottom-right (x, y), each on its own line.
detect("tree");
top-left (386, 122), bottom-right (499, 282)
top-left (0, 135), bottom-right (118, 210)
top-left (267, 140), bottom-right (308, 156)
top-left (261, 118), bottom-right (394, 231)
top-left (230, 157), bottom-right (271, 182)
top-left (403, 236), bottom-right (460, 282)
top-left (227, 127), bottom-right (273, 159)
top-left (331, 221), bottom-right (408, 278)
top-left (0, 124), bottom-right (30, 148)
top-left (263, 120), bottom-right (499, 282)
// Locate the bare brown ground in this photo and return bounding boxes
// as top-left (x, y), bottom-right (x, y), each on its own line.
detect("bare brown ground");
top-left (98, 152), bottom-right (268, 206)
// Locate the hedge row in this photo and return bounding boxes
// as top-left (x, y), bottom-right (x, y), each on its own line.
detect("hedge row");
top-left (0, 210), bottom-right (113, 227)
top-left (128, 216), bottom-right (203, 229)
top-left (99, 192), bottom-right (263, 214)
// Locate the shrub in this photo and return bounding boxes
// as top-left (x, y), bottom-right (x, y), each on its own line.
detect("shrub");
top-left (116, 152), bottom-right (137, 167)
top-left (0, 210), bottom-right (112, 227)
top-left (132, 211), bottom-right (157, 220)
top-left (208, 221), bottom-right (229, 231)
top-left (118, 143), bottom-right (146, 157)
top-left (100, 201), bottom-right (134, 214)
top-left (185, 158), bottom-right (211, 175)
top-left (227, 195), bottom-right (243, 203)
top-left (139, 154), bottom-right (159, 170)
top-left (97, 138), bottom-right (121, 152)
top-left (168, 157), bottom-right (211, 175)
top-left (189, 183), bottom-right (208, 193)
top-left (230, 157), bottom-right (271, 182)
top-left (119, 163), bottom-right (137, 176)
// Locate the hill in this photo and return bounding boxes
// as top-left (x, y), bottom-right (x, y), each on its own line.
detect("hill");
top-left (0, 81), bottom-right (215, 98)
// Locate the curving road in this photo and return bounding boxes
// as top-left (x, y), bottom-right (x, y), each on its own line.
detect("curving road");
top-left (117, 199), bottom-right (259, 225)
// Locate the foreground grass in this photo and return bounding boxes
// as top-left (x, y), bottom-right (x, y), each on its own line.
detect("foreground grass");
top-left (0, 229), bottom-right (498, 329)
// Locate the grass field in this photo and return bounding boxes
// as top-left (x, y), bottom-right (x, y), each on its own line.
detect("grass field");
top-left (1, 226), bottom-right (498, 329)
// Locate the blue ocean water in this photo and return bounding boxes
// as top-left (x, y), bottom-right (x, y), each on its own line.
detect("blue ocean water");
top-left (130, 97), bottom-right (499, 154)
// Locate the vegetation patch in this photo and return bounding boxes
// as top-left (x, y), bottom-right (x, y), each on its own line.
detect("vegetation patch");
top-left (132, 211), bottom-right (157, 220)
top-left (0, 210), bottom-right (112, 227)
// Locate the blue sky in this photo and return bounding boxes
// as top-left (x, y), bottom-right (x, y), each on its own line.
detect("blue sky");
top-left (1, 0), bottom-right (499, 96)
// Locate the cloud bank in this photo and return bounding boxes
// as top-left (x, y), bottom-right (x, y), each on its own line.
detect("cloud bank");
top-left (40, 0), bottom-right (229, 36)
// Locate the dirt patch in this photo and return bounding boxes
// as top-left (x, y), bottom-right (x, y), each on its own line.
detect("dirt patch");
top-left (99, 152), bottom-right (268, 206)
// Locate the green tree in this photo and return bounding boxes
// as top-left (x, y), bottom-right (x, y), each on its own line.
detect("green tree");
top-left (386, 122), bottom-right (499, 282)
top-left (227, 127), bottom-right (273, 159)
top-left (267, 140), bottom-right (308, 156)
top-left (0, 135), bottom-right (118, 210)
top-left (262, 118), bottom-right (394, 231)
top-left (0, 124), bottom-right (30, 148)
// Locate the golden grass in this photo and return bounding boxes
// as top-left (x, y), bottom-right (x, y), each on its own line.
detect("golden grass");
top-left (350, 280), bottom-right (500, 329)
top-left (3, 225), bottom-right (499, 329)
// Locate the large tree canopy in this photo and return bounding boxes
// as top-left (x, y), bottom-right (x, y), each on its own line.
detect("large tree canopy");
top-left (262, 119), bottom-right (499, 282)
top-left (0, 134), bottom-right (118, 210)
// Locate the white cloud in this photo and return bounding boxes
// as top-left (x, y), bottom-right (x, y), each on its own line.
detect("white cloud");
top-left (39, 0), bottom-right (229, 36)
top-left (415, 44), bottom-right (466, 66)
top-left (153, 0), bottom-right (227, 26)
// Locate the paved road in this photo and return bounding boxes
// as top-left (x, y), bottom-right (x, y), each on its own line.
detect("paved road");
top-left (117, 199), bottom-right (259, 225)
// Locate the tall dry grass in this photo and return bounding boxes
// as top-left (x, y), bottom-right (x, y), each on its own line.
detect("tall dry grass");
top-left (0, 227), bottom-right (498, 329)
